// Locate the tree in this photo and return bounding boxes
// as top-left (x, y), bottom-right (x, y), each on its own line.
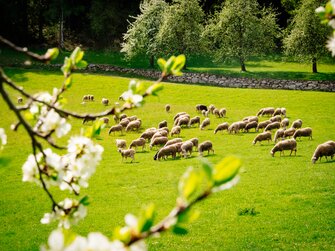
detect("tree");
top-left (283, 0), bottom-right (331, 73)
top-left (121, 0), bottom-right (168, 67)
top-left (202, 0), bottom-right (280, 72)
top-left (155, 0), bottom-right (205, 65)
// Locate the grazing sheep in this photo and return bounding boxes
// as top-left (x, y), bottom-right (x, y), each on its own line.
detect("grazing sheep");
top-left (270, 139), bottom-right (297, 157)
top-left (140, 130), bottom-right (156, 142)
top-left (256, 120), bottom-right (271, 132)
top-left (189, 138), bottom-right (199, 151)
top-left (281, 108), bottom-right (286, 117)
top-left (181, 141), bottom-right (194, 158)
top-left (265, 122), bottom-right (281, 131)
top-left (214, 122), bottom-right (229, 134)
top-left (252, 131), bottom-right (272, 145)
top-left (116, 139), bottom-right (127, 149)
top-left (170, 142), bottom-right (183, 156)
top-left (164, 138), bottom-right (183, 147)
top-left (158, 127), bottom-right (169, 134)
top-left (198, 140), bottom-right (214, 156)
top-left (150, 136), bottom-right (169, 150)
top-left (213, 108), bottom-right (220, 117)
top-left (281, 118), bottom-right (289, 128)
top-left (151, 130), bottom-right (168, 142)
top-left (89, 95), bottom-right (94, 101)
top-left (200, 118), bottom-right (210, 130)
top-left (228, 122), bottom-right (240, 134)
top-left (129, 138), bottom-right (146, 151)
top-left (113, 115), bottom-right (119, 124)
top-left (101, 98), bottom-right (109, 106)
top-left (188, 116), bottom-right (201, 127)
top-left (171, 126), bottom-right (181, 137)
top-left (219, 108), bottom-right (227, 118)
top-left (257, 107), bottom-right (275, 116)
top-left (165, 104), bottom-right (171, 113)
top-left (272, 108), bottom-right (282, 116)
top-left (237, 121), bottom-right (246, 132)
top-left (270, 115), bottom-right (282, 123)
top-left (196, 104), bottom-right (208, 112)
top-left (208, 104), bottom-right (216, 114)
top-left (274, 129), bottom-right (285, 142)
top-left (109, 124), bottom-right (123, 135)
top-left (128, 115), bottom-right (138, 121)
top-left (284, 128), bottom-right (296, 138)
top-left (119, 114), bottom-right (128, 120)
top-left (82, 95), bottom-right (89, 102)
top-left (291, 119), bottom-right (303, 129)
top-left (293, 127), bottom-right (312, 140)
top-left (158, 120), bottom-right (168, 129)
top-left (244, 121), bottom-right (258, 132)
top-left (154, 144), bottom-right (178, 161)
top-left (82, 117), bottom-right (96, 124)
top-left (173, 112), bottom-right (187, 121)
top-left (243, 116), bottom-right (258, 123)
top-left (99, 117), bottom-right (109, 125)
top-left (119, 118), bottom-right (130, 128)
top-left (311, 140), bottom-right (335, 163)
top-left (17, 97), bottom-right (23, 104)
top-left (177, 116), bottom-right (190, 127)
top-left (125, 119), bottom-right (142, 132)
top-left (118, 149), bottom-right (136, 162)
top-left (202, 110), bottom-right (210, 117)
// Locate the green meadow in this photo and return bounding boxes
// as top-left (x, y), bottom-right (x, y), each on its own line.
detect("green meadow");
top-left (0, 68), bottom-right (335, 250)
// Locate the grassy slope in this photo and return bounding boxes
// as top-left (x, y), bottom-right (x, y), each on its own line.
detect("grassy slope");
top-left (0, 68), bottom-right (335, 250)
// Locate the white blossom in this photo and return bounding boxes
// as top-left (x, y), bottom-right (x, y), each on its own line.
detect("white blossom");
top-left (39, 109), bottom-right (71, 138)
top-left (315, 6), bottom-right (325, 13)
top-left (328, 19), bottom-right (335, 29)
top-left (22, 152), bottom-right (42, 183)
top-left (119, 90), bottom-right (143, 107)
top-left (0, 128), bottom-right (7, 150)
top-left (326, 34), bottom-right (335, 57)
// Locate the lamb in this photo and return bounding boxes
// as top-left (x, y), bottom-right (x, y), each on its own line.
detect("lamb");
top-left (311, 140), bottom-right (335, 163)
top-left (158, 120), bottom-right (168, 129)
top-left (118, 149), bottom-right (136, 162)
top-left (116, 139), bottom-right (127, 149)
top-left (125, 119), bottom-right (141, 132)
top-left (244, 121), bottom-right (258, 132)
top-left (198, 140), bottom-right (214, 156)
top-left (154, 144), bottom-right (178, 161)
top-left (270, 115), bottom-right (282, 123)
top-left (281, 118), bottom-right (289, 128)
top-left (188, 116), bottom-right (200, 127)
top-left (129, 138), bottom-right (146, 151)
top-left (189, 138), bottom-right (199, 151)
top-left (149, 136), bottom-right (169, 150)
top-left (165, 104), bottom-right (171, 113)
top-left (256, 120), bottom-right (271, 132)
top-left (181, 141), bottom-right (194, 158)
top-left (200, 118), bottom-right (210, 130)
top-left (164, 138), bottom-right (183, 147)
top-left (293, 127), bottom-right (312, 140)
top-left (284, 128), bottom-right (296, 138)
top-left (177, 116), bottom-right (190, 127)
top-left (257, 107), bottom-right (275, 116)
top-left (17, 97), bottom-right (23, 104)
top-left (270, 139), bottom-right (297, 157)
top-left (208, 104), bottom-right (216, 114)
top-left (252, 131), bottom-right (272, 145)
top-left (119, 118), bottom-right (130, 128)
top-left (273, 129), bottom-right (285, 142)
top-left (196, 104), bottom-right (208, 112)
top-left (264, 122), bottom-right (281, 131)
top-left (291, 119), bottom-right (303, 129)
top-left (101, 98), bottom-right (109, 106)
top-left (214, 122), bottom-right (229, 134)
top-left (108, 124), bottom-right (123, 135)
top-left (171, 126), bottom-right (181, 137)
top-left (213, 108), bottom-right (220, 118)
top-left (228, 122), bottom-right (240, 134)
top-left (219, 108), bottom-right (227, 118)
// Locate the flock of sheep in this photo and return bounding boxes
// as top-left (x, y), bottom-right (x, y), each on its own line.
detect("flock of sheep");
top-left (80, 95), bottom-right (334, 164)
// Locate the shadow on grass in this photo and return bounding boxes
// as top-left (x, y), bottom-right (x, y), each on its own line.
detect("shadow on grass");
top-left (0, 157), bottom-right (11, 167)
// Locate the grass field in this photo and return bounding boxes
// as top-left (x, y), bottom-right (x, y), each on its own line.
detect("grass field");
top-left (0, 68), bottom-right (335, 250)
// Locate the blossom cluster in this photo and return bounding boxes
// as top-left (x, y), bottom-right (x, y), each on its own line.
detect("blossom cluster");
top-left (0, 128), bottom-right (7, 150)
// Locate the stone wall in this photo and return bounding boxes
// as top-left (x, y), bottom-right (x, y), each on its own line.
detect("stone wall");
top-left (87, 64), bottom-right (335, 92)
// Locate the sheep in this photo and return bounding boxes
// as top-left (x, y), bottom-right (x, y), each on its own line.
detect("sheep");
top-left (311, 140), bottom-right (335, 163)
top-left (150, 136), bottom-right (169, 150)
top-left (293, 127), bottom-right (312, 140)
top-left (165, 104), bottom-right (171, 113)
top-left (272, 108), bottom-right (282, 116)
top-left (202, 110), bottom-right (210, 117)
top-left (284, 128), bottom-right (296, 138)
top-left (270, 115), bottom-right (282, 123)
top-left (129, 138), bottom-right (146, 151)
top-left (256, 120), bottom-right (271, 132)
top-left (181, 141), bottom-right (194, 158)
top-left (196, 104), bottom-right (208, 112)
top-left (237, 121), bottom-right (246, 132)
top-left (189, 138), bottom-right (199, 151)
top-left (82, 95), bottom-right (89, 102)
top-left (291, 119), bottom-right (303, 129)
top-left (101, 98), bottom-right (109, 106)
top-left (264, 122), bottom-right (281, 131)
top-left (154, 144), bottom-right (178, 161)
top-left (99, 117), bottom-right (109, 125)
top-left (188, 116), bottom-right (201, 127)
top-left (158, 120), bottom-right (168, 129)
top-left (171, 126), bottom-right (181, 137)
top-left (173, 112), bottom-right (187, 121)
top-left (219, 108), bottom-right (227, 118)
top-left (128, 115), bottom-right (138, 121)
top-left (198, 140), bottom-right (214, 156)
top-left (119, 118), bottom-right (130, 128)
top-left (125, 119), bottom-right (141, 132)
top-left (151, 130), bottom-right (168, 142)
top-left (243, 116), bottom-right (258, 123)
top-left (158, 127), bottom-right (169, 134)
top-left (113, 115), bottom-right (119, 124)
top-left (174, 114), bottom-right (190, 126)
top-left (119, 114), bottom-right (128, 120)
top-left (118, 149), bottom-right (136, 162)
top-left (116, 139), bottom-right (127, 149)
top-left (281, 118), bottom-right (289, 128)
top-left (281, 108), bottom-right (286, 117)
top-left (270, 139), bottom-right (297, 157)
top-left (274, 129), bottom-right (285, 142)
top-left (252, 131), bottom-right (272, 145)
top-left (109, 124), bottom-right (123, 135)
top-left (82, 117), bottom-right (96, 124)
top-left (177, 116), bottom-right (190, 127)
top-left (214, 122), bottom-right (229, 134)
top-left (200, 118), bottom-right (210, 130)
top-left (140, 130), bottom-right (156, 142)
top-left (244, 121), bottom-right (258, 132)
top-left (17, 97), bottom-right (23, 104)
top-left (228, 122), bottom-right (240, 134)
top-left (208, 104), bottom-right (216, 114)
top-left (257, 107), bottom-right (275, 116)
top-left (213, 108), bottom-right (220, 117)
top-left (89, 95), bottom-right (94, 101)
top-left (164, 138), bottom-right (183, 147)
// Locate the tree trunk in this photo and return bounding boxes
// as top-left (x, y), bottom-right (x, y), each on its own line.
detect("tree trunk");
top-left (240, 58), bottom-right (247, 72)
top-left (149, 55), bottom-right (154, 68)
top-left (59, 1), bottom-right (64, 49)
top-left (312, 57), bottom-right (317, 73)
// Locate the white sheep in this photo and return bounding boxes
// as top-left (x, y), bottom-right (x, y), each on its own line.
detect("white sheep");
top-left (171, 126), bottom-right (181, 137)
top-left (281, 118), bottom-right (289, 128)
top-left (252, 131), bottom-right (272, 145)
top-left (149, 136), bottom-right (169, 150)
top-left (154, 144), bottom-right (178, 161)
top-left (108, 124), bottom-right (123, 135)
top-left (118, 149), bottom-right (136, 162)
top-left (116, 139), bottom-right (127, 149)
top-left (82, 95), bottom-right (89, 102)
top-left (281, 108), bottom-right (286, 117)
top-left (284, 128), bottom-right (296, 138)
top-left (177, 116), bottom-right (190, 128)
top-left (119, 114), bottom-right (128, 120)
top-left (219, 108), bottom-right (227, 118)
top-left (125, 119), bottom-right (141, 132)
top-left (173, 112), bottom-right (187, 121)
top-left (151, 130), bottom-right (168, 142)
top-left (213, 108), bottom-right (220, 118)
top-left (189, 138), bottom-right (199, 151)
top-left (129, 138), bottom-right (146, 151)
top-left (164, 138), bottom-right (183, 147)
top-left (228, 122), bottom-right (240, 134)
top-left (214, 122), bottom-right (229, 134)
top-left (256, 120), bottom-right (271, 132)
top-left (264, 122), bottom-right (281, 131)
top-left (101, 98), bottom-right (109, 106)
top-left (311, 140), bottom-right (335, 163)
top-left (119, 118), bottom-right (130, 128)
top-left (244, 121), bottom-right (258, 132)
top-left (165, 104), bottom-right (171, 113)
top-left (257, 107), bottom-right (275, 116)
top-left (89, 95), bottom-right (94, 101)
top-left (158, 127), bottom-right (169, 134)
top-left (291, 119), bottom-right (303, 129)
top-left (270, 139), bottom-right (297, 157)
top-left (243, 116), bottom-right (258, 123)
top-left (293, 127), bottom-right (312, 140)
top-left (128, 115), bottom-right (138, 121)
top-left (200, 118), bottom-right (210, 130)
top-left (198, 140), bottom-right (214, 156)
top-left (188, 116), bottom-right (201, 127)
top-left (273, 129), bottom-right (285, 142)
top-left (140, 129), bottom-right (157, 142)
top-left (208, 104), bottom-right (216, 114)
top-left (181, 141), bottom-right (194, 158)
top-left (270, 115), bottom-right (282, 123)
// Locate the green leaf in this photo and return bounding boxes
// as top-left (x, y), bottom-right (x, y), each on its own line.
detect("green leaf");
top-left (45, 48), bottom-right (59, 61)
top-left (61, 57), bottom-right (72, 76)
top-left (157, 58), bottom-right (166, 73)
top-left (112, 226), bottom-right (131, 244)
top-left (178, 166), bottom-right (201, 203)
top-left (325, 2), bottom-right (333, 15)
top-left (146, 83), bottom-right (164, 96)
top-left (200, 158), bottom-right (214, 181)
top-left (135, 82), bottom-right (145, 94)
top-left (70, 47), bottom-right (84, 64)
top-left (129, 80), bottom-right (137, 93)
top-left (76, 60), bottom-right (87, 69)
top-left (171, 54), bottom-right (186, 75)
top-left (137, 203), bottom-right (156, 233)
top-left (65, 76), bottom-right (72, 89)
top-left (177, 208), bottom-right (200, 224)
top-left (172, 226), bottom-right (188, 235)
top-left (165, 56), bottom-right (176, 75)
top-left (79, 196), bottom-right (89, 206)
top-left (213, 156), bottom-right (241, 186)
